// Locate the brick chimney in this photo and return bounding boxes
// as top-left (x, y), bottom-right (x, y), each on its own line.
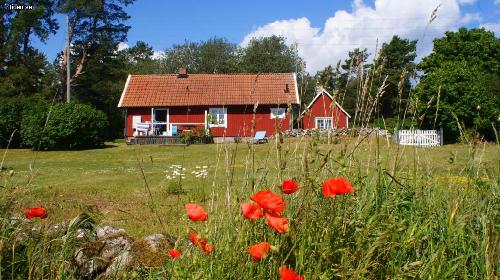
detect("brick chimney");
top-left (177, 67), bottom-right (188, 78)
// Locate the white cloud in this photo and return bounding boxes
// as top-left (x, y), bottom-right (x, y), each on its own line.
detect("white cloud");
top-left (460, 13), bottom-right (482, 24)
top-left (117, 42), bottom-right (129, 51)
top-left (152, 50), bottom-right (165, 60)
top-left (457, 0), bottom-right (477, 4)
top-left (480, 22), bottom-right (500, 34)
top-left (242, 0), bottom-right (461, 73)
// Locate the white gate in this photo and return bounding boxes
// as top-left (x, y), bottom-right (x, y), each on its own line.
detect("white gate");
top-left (395, 129), bottom-right (443, 147)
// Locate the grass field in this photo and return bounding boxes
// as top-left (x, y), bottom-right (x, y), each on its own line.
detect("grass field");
top-left (2, 136), bottom-right (496, 237)
top-left (1, 135), bottom-right (499, 278)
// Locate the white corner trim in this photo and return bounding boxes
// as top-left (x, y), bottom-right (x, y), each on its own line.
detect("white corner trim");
top-left (118, 74), bottom-right (131, 108)
top-left (301, 88), bottom-right (351, 118)
top-left (293, 72), bottom-right (300, 104)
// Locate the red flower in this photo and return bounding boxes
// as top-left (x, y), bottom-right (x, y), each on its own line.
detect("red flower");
top-left (198, 238), bottom-right (214, 254)
top-left (280, 179), bottom-right (299, 194)
top-left (251, 190), bottom-right (285, 214)
top-left (168, 249), bottom-right (182, 259)
top-left (189, 231), bottom-right (213, 254)
top-left (189, 231), bottom-right (199, 246)
top-left (24, 207), bottom-right (48, 219)
top-left (265, 213), bottom-right (289, 233)
top-left (279, 266), bottom-right (304, 280)
top-left (241, 203), bottom-right (264, 221)
top-left (184, 203), bottom-right (208, 221)
top-left (247, 242), bottom-right (270, 262)
top-left (322, 177), bottom-right (354, 198)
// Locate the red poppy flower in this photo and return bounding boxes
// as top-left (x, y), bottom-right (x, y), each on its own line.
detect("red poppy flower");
top-left (279, 266), bottom-right (304, 280)
top-left (184, 203), bottom-right (208, 221)
top-left (265, 213), bottom-right (289, 233)
top-left (189, 231), bottom-right (199, 246)
top-left (280, 179), bottom-right (299, 194)
top-left (322, 177), bottom-right (354, 198)
top-left (189, 231), bottom-right (213, 254)
top-left (24, 207), bottom-right (48, 219)
top-left (198, 238), bottom-right (214, 254)
top-left (168, 249), bottom-right (182, 259)
top-left (251, 190), bottom-right (286, 214)
top-left (247, 242), bottom-right (270, 262)
top-left (241, 203), bottom-right (264, 221)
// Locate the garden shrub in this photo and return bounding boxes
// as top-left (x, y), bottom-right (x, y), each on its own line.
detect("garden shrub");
top-left (21, 103), bottom-right (108, 150)
top-left (0, 97), bottom-right (48, 148)
top-left (0, 98), bottom-right (23, 148)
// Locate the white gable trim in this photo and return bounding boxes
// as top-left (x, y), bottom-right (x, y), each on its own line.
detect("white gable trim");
top-left (302, 88), bottom-right (351, 118)
top-left (118, 74), bottom-right (131, 108)
top-left (293, 72), bottom-right (300, 104)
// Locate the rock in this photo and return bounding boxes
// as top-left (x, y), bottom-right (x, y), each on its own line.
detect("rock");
top-left (104, 249), bottom-right (135, 276)
top-left (76, 228), bottom-right (93, 241)
top-left (131, 233), bottom-right (177, 268)
top-left (276, 128), bottom-right (391, 139)
top-left (143, 233), bottom-right (176, 251)
top-left (96, 226), bottom-right (125, 239)
top-left (46, 222), bottom-right (68, 238)
top-left (74, 226), bottom-right (134, 279)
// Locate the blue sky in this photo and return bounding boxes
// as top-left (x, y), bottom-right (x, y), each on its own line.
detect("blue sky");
top-left (34, 0), bottom-right (499, 72)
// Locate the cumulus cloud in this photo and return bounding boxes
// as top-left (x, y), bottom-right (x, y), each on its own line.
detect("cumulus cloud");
top-left (152, 51), bottom-right (165, 60)
top-left (480, 22), bottom-right (500, 34)
top-left (117, 42), bottom-right (129, 51)
top-left (242, 0), bottom-right (461, 73)
top-left (460, 13), bottom-right (482, 24)
top-left (457, 0), bottom-right (477, 4)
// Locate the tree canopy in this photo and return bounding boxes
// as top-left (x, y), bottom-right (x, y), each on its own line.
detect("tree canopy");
top-left (416, 28), bottom-right (500, 141)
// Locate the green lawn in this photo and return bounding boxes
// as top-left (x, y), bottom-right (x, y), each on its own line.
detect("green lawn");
top-left (1, 136), bottom-right (499, 279)
top-left (1, 137), bottom-right (498, 237)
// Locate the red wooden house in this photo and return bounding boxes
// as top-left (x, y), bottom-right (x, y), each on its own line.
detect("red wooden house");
top-left (118, 69), bottom-right (299, 139)
top-left (301, 87), bottom-right (351, 129)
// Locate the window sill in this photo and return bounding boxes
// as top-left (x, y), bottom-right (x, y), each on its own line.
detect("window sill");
top-left (208, 124), bottom-right (227, 128)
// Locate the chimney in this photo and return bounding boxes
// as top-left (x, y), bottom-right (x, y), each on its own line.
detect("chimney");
top-left (177, 67), bottom-right (188, 78)
top-left (284, 83), bottom-right (290, 93)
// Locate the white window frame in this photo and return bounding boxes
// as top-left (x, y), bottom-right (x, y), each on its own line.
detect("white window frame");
top-left (208, 107), bottom-right (227, 128)
top-left (270, 107), bottom-right (286, 119)
top-left (132, 115), bottom-right (142, 129)
top-left (315, 117), bottom-right (333, 129)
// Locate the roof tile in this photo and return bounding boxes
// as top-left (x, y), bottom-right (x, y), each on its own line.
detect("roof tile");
top-left (119, 73), bottom-right (298, 107)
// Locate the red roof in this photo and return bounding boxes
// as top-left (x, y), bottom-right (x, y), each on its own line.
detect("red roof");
top-left (118, 73), bottom-right (299, 108)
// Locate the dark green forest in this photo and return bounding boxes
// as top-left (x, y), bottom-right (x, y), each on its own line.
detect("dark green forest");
top-left (1, 0), bottom-right (499, 149)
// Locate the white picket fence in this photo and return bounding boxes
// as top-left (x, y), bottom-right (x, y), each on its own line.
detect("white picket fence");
top-left (395, 129), bottom-right (443, 147)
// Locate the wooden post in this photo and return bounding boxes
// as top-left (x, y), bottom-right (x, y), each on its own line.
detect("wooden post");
top-left (66, 16), bottom-right (71, 103)
top-left (439, 127), bottom-right (444, 146)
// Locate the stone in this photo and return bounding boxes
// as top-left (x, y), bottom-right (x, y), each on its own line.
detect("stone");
top-left (131, 233), bottom-right (177, 268)
top-left (96, 226), bottom-right (125, 239)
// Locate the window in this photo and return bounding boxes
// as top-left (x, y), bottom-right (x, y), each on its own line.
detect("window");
top-left (315, 117), bottom-right (333, 129)
top-left (132, 115), bottom-right (142, 129)
top-left (208, 108), bottom-right (227, 127)
top-left (270, 108), bottom-right (286, 119)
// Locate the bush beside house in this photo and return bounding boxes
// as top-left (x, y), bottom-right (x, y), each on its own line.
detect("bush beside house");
top-left (21, 103), bottom-right (108, 150)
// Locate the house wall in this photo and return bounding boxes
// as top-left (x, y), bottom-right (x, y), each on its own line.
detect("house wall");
top-left (124, 105), bottom-right (292, 137)
top-left (301, 93), bottom-right (348, 129)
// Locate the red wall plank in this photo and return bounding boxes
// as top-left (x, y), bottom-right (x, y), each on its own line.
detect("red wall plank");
top-left (124, 105), bottom-right (291, 137)
top-left (301, 93), bottom-right (348, 129)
